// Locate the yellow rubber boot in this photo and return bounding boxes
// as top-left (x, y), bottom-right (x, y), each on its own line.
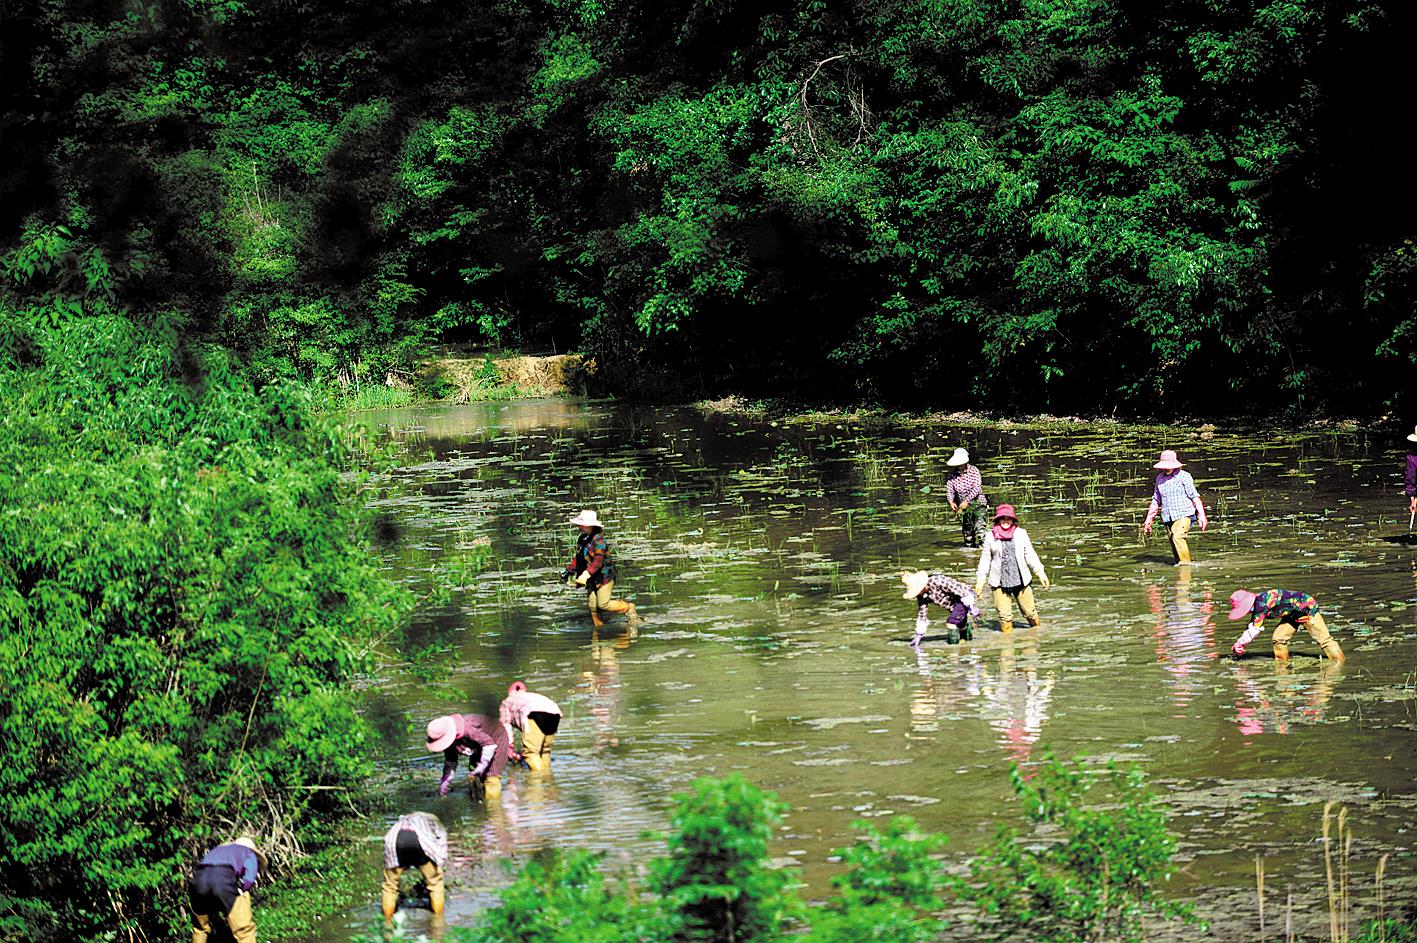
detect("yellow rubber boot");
top-left (1272, 642), bottom-right (1290, 660)
top-left (1027, 615), bottom-right (1042, 628)
top-left (524, 753), bottom-right (547, 773)
top-left (999, 620), bottom-right (1014, 634)
top-left (1321, 639), bottom-right (1345, 661)
top-left (483, 776), bottom-right (501, 800)
top-left (381, 868), bottom-right (401, 920)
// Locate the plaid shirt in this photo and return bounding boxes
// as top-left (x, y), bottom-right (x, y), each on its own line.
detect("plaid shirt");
top-left (947, 465), bottom-right (986, 506)
top-left (1152, 470), bottom-right (1199, 523)
top-left (915, 574), bottom-right (978, 632)
top-left (383, 812), bottom-right (448, 869)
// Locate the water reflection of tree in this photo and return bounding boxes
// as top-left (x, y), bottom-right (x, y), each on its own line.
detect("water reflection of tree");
top-left (1231, 661), bottom-right (1342, 736)
top-left (1146, 568), bottom-right (1218, 710)
top-left (910, 640), bottom-right (1055, 764)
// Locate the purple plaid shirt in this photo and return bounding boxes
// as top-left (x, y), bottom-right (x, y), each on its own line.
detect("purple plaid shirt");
top-left (1152, 470), bottom-right (1199, 523)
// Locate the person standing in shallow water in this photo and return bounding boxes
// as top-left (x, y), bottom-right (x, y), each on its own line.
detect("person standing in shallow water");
top-left (975, 504), bottom-right (1050, 632)
top-left (1404, 425), bottom-right (1417, 518)
top-left (946, 448), bottom-right (989, 547)
top-left (566, 509), bottom-right (640, 628)
top-left (902, 570), bottom-right (979, 646)
top-left (500, 680), bottom-right (562, 772)
top-left (1142, 449), bottom-right (1208, 565)
top-left (1228, 588), bottom-right (1344, 661)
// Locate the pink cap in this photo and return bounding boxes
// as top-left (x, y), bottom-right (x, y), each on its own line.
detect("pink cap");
top-left (993, 504), bottom-right (1017, 522)
top-left (1153, 450), bottom-right (1184, 470)
top-left (426, 715), bottom-right (458, 752)
top-left (1228, 590), bottom-right (1257, 621)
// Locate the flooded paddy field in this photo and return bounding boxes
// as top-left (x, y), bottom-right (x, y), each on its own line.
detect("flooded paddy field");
top-left (316, 399), bottom-right (1417, 941)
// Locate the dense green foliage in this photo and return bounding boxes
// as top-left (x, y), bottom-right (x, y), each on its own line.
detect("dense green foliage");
top-left (960, 751), bottom-right (1196, 942)
top-left (4, 0), bottom-right (1413, 413)
top-left (422, 763), bottom-right (1186, 943)
top-left (0, 225), bottom-right (407, 940)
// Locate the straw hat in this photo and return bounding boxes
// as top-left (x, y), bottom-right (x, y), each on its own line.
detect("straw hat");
top-left (993, 503), bottom-right (1017, 522)
top-left (426, 715), bottom-right (459, 752)
top-left (1407, 425), bottom-right (1417, 444)
top-left (900, 571), bottom-right (930, 599)
top-left (569, 509), bottom-right (602, 528)
top-left (1228, 589), bottom-right (1258, 621)
top-left (1153, 450), bottom-right (1184, 470)
top-left (231, 835), bottom-right (269, 871)
top-left (946, 448), bottom-right (970, 467)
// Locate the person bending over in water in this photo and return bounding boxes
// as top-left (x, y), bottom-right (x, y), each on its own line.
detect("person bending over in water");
top-left (426, 712), bottom-right (511, 799)
top-left (1228, 588), bottom-right (1344, 661)
top-left (566, 509), bottom-right (641, 628)
top-left (500, 681), bottom-right (562, 772)
top-left (901, 571), bottom-right (978, 646)
top-left (381, 811), bottom-right (447, 920)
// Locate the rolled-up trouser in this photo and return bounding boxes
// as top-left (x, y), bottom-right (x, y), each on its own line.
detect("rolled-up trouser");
top-left (381, 862), bottom-right (445, 916)
top-left (191, 891), bottom-right (255, 943)
top-left (587, 580), bottom-right (629, 613)
top-left (522, 711), bottom-right (560, 758)
top-left (382, 830), bottom-right (445, 916)
top-left (1272, 613), bottom-right (1343, 660)
top-left (992, 586), bottom-right (1038, 624)
top-left (1165, 515), bottom-right (1193, 564)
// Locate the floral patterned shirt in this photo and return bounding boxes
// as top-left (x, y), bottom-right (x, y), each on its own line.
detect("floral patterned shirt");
top-left (567, 529), bottom-right (617, 587)
top-left (1232, 589), bottom-right (1319, 651)
top-left (915, 574), bottom-right (978, 632)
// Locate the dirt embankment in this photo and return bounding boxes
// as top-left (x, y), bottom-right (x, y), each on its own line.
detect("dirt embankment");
top-left (419, 353), bottom-right (597, 403)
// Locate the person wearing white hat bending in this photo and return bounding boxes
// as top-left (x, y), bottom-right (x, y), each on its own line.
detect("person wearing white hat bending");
top-left (566, 510), bottom-right (641, 628)
top-left (901, 570), bottom-right (979, 646)
top-left (1142, 449), bottom-right (1208, 565)
top-left (945, 448), bottom-right (990, 547)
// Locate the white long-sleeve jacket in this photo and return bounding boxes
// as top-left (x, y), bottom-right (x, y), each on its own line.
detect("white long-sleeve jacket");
top-left (975, 527), bottom-right (1047, 590)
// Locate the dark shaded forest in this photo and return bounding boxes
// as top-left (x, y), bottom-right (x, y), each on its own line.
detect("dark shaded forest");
top-left (5, 0), bottom-right (1414, 413)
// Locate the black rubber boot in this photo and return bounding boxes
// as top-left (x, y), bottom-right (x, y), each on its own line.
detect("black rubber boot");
top-left (945, 625), bottom-right (960, 645)
top-left (960, 621), bottom-right (973, 642)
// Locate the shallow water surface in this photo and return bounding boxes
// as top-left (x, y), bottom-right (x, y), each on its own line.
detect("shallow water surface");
top-left (315, 400), bottom-right (1417, 941)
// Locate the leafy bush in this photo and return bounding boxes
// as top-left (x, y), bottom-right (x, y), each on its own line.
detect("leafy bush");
top-left (959, 751), bottom-right (1198, 943)
top-left (804, 817), bottom-right (950, 943)
top-left (0, 224), bottom-right (408, 941)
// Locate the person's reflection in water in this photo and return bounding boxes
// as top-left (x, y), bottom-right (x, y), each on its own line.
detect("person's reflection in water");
top-left (1231, 660), bottom-right (1342, 736)
top-left (1146, 567), bottom-right (1217, 712)
top-left (577, 624), bottom-right (637, 751)
top-left (909, 645), bottom-right (976, 732)
top-left (982, 639), bottom-right (1055, 764)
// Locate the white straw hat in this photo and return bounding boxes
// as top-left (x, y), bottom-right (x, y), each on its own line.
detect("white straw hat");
top-left (946, 448), bottom-right (970, 467)
top-left (569, 509), bottom-right (602, 527)
top-left (900, 571), bottom-right (930, 599)
top-left (231, 835), bottom-right (269, 871)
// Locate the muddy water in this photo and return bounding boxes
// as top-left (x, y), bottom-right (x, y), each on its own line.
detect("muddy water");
top-left (319, 400), bottom-right (1417, 941)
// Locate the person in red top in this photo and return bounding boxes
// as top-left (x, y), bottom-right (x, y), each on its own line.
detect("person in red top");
top-left (425, 712), bottom-right (512, 799)
top-left (566, 509), bottom-right (641, 628)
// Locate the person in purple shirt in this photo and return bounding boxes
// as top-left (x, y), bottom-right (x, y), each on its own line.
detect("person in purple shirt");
top-left (189, 835), bottom-right (265, 943)
top-left (1142, 449), bottom-right (1208, 564)
top-left (426, 712), bottom-right (511, 800)
top-left (1405, 425), bottom-right (1417, 517)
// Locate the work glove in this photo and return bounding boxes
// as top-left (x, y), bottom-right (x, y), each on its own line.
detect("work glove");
top-left (438, 774), bottom-right (453, 797)
top-left (1231, 642), bottom-right (1246, 657)
top-left (575, 571), bottom-right (589, 586)
top-left (974, 583), bottom-right (986, 599)
top-left (1040, 575), bottom-right (1051, 590)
